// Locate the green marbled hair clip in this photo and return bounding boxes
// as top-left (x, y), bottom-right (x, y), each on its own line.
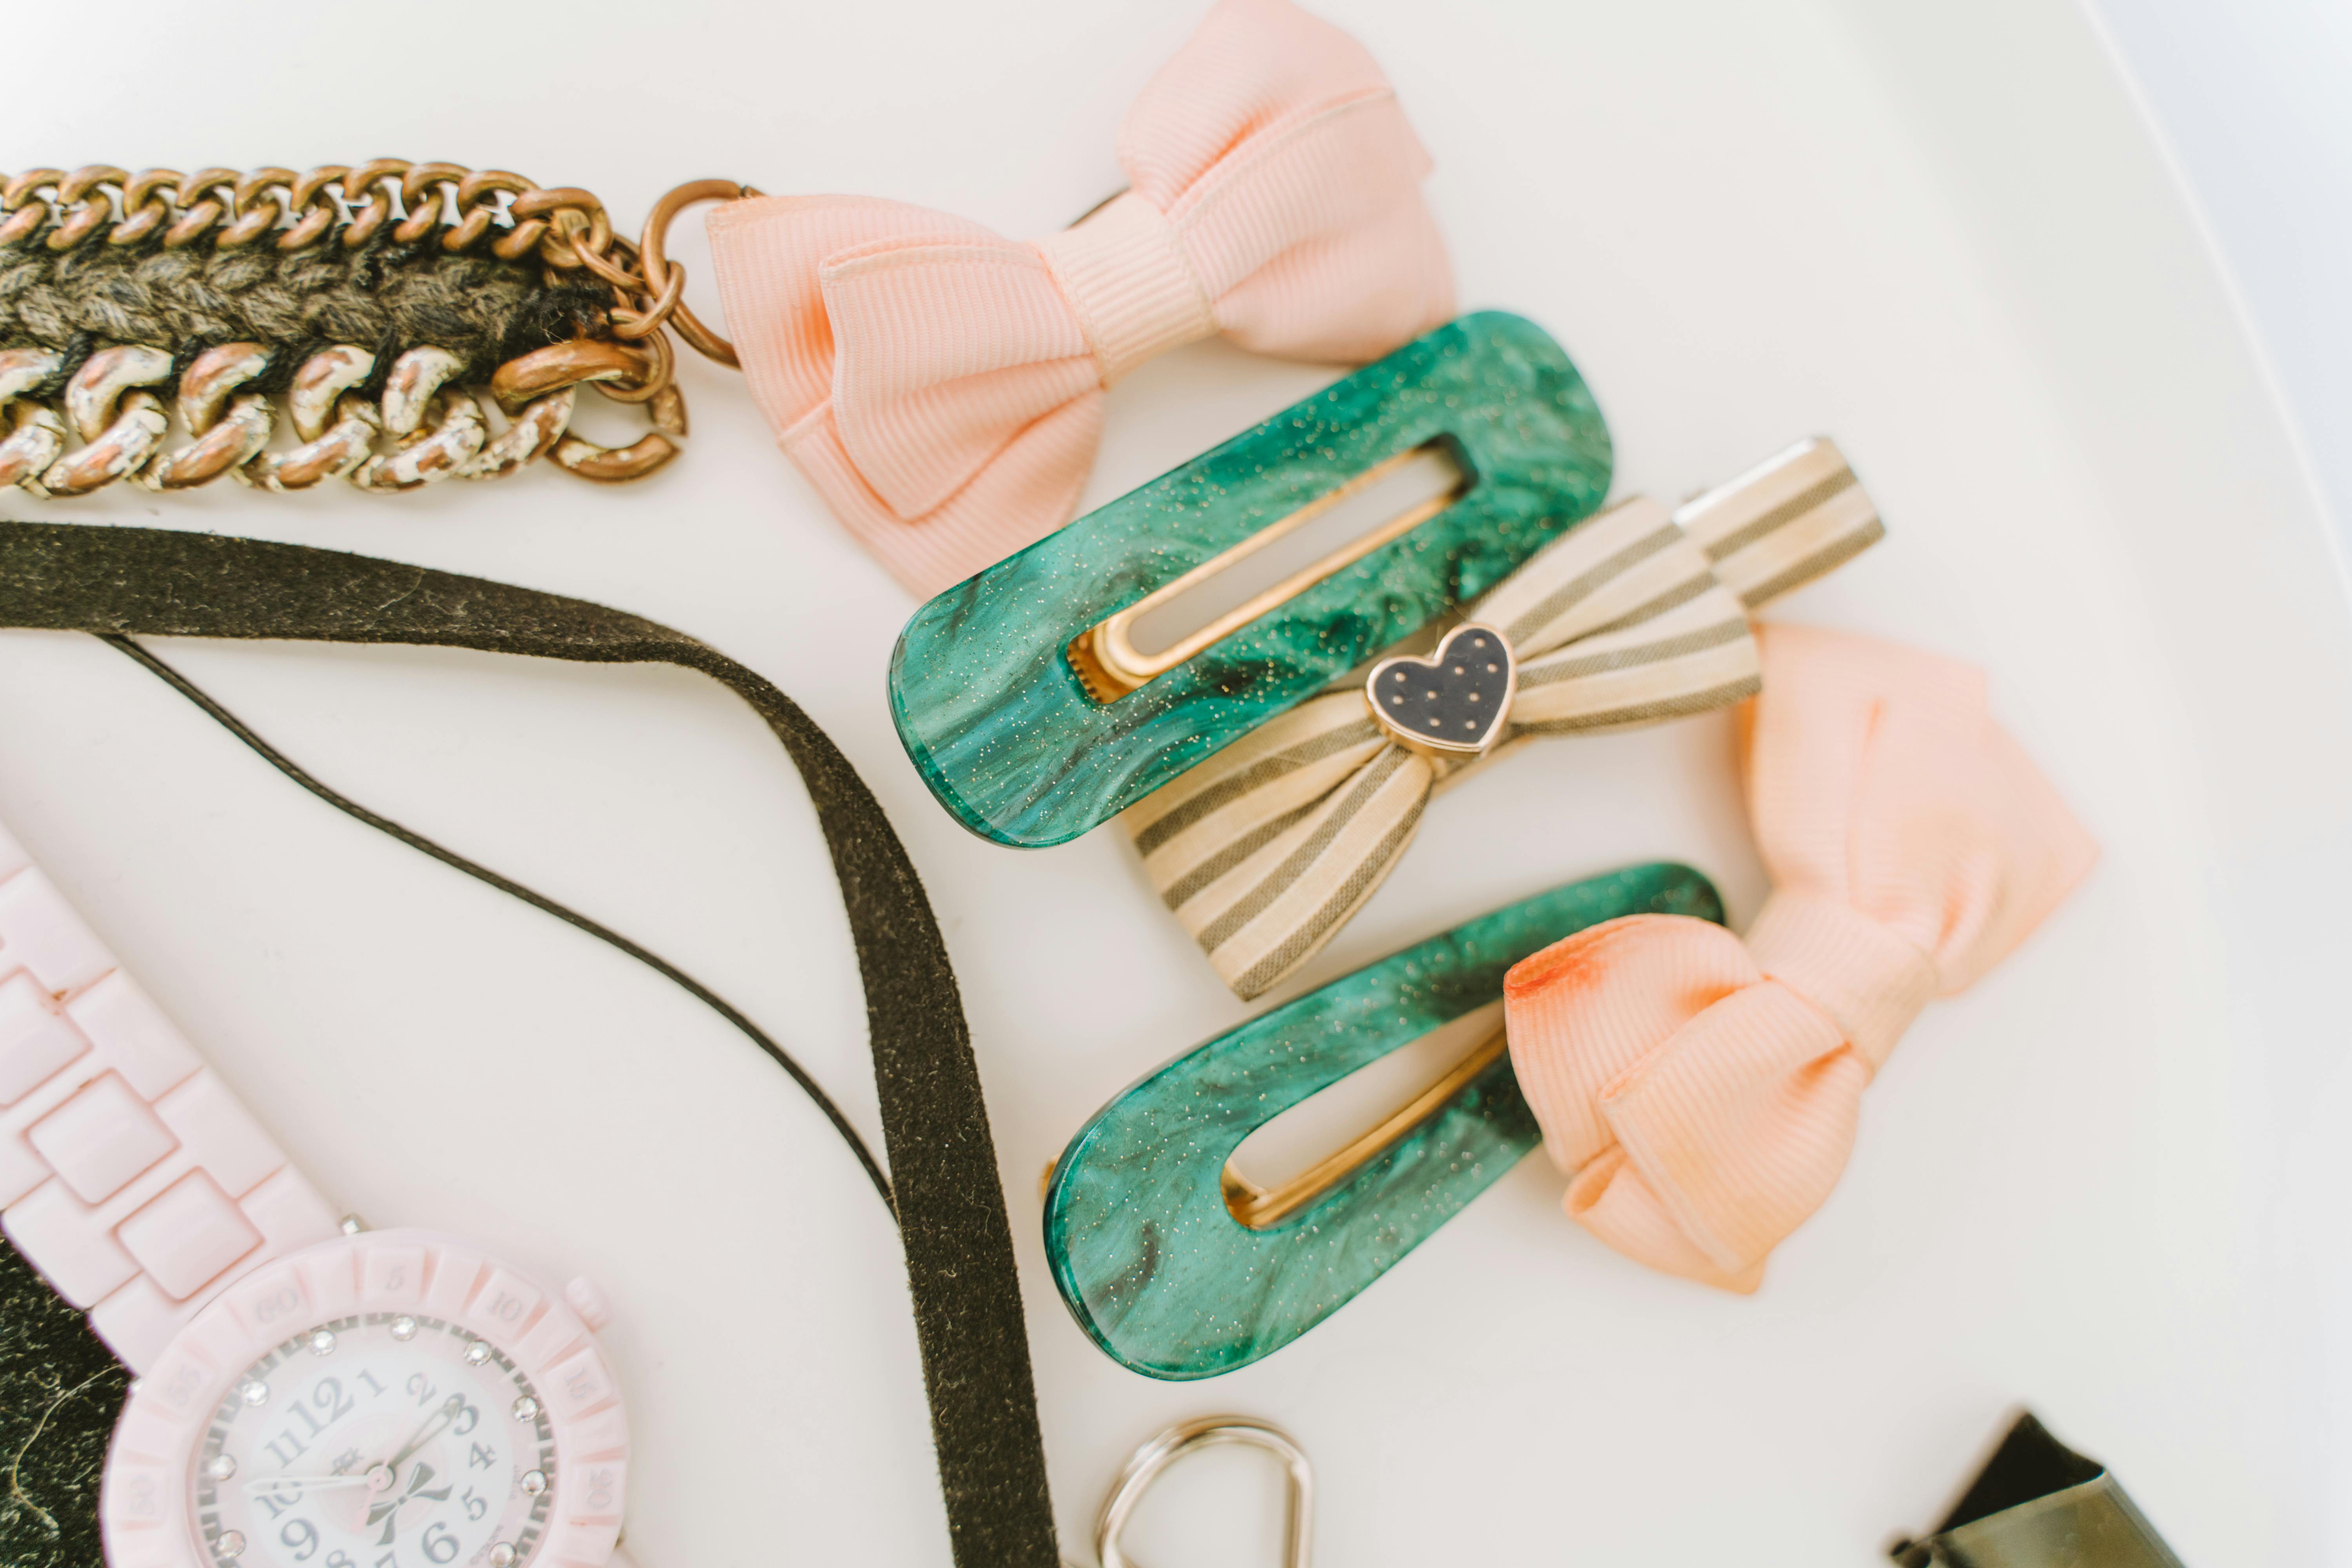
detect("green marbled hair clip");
top-left (1043, 862), bottom-right (1724, 1381)
top-left (887, 312), bottom-right (1614, 848)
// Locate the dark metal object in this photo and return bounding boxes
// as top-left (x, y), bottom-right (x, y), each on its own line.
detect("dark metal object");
top-left (1891, 1413), bottom-right (2185, 1568)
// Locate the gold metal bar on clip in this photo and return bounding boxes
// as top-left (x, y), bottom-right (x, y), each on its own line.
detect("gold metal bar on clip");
top-left (1221, 1029), bottom-right (1509, 1230)
top-left (1069, 443), bottom-right (1470, 703)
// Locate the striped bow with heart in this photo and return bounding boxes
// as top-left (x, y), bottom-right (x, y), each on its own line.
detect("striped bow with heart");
top-left (1122, 438), bottom-right (1881, 999)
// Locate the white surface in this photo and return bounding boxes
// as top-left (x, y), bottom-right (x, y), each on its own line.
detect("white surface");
top-left (2088, 0), bottom-right (2352, 547)
top-left (1, 1), bottom-right (2345, 1564)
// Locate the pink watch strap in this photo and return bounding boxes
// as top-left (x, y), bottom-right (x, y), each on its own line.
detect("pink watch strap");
top-left (0, 816), bottom-right (340, 1373)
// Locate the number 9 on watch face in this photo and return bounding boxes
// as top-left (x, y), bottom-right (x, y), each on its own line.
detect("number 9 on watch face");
top-left (100, 1232), bottom-right (630, 1568)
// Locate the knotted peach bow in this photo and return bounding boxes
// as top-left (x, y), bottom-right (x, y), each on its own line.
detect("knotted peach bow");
top-left (1503, 624), bottom-right (2097, 1292)
top-left (706, 0), bottom-right (1455, 596)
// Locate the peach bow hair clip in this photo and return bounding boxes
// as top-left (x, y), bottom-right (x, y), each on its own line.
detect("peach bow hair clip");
top-left (706, 0), bottom-right (1455, 595)
top-left (1504, 624), bottom-right (2098, 1292)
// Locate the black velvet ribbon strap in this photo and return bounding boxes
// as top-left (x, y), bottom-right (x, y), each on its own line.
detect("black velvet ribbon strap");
top-left (0, 520), bottom-right (1058, 1568)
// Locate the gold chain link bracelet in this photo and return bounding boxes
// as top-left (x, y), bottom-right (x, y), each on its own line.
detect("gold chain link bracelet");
top-left (0, 163), bottom-right (753, 498)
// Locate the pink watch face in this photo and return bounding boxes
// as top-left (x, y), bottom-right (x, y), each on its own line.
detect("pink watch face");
top-left (102, 1231), bottom-right (629, 1568)
top-left (194, 1310), bottom-right (559, 1568)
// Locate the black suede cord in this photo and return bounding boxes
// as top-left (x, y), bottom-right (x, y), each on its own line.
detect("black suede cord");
top-left (0, 521), bottom-right (1059, 1568)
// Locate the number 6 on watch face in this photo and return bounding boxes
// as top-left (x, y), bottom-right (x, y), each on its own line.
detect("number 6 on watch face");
top-left (100, 1233), bottom-right (631, 1568)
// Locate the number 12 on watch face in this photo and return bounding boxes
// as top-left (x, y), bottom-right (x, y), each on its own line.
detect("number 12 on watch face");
top-left (196, 1312), bottom-right (556, 1568)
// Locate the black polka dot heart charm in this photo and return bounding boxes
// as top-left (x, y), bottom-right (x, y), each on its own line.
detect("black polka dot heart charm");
top-left (1365, 622), bottom-right (1516, 756)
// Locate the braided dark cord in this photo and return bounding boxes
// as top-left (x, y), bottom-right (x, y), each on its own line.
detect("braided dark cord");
top-left (0, 227), bottom-right (610, 388)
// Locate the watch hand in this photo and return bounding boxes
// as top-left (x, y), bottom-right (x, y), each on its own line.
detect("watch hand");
top-left (242, 1475), bottom-right (375, 1494)
top-left (384, 1394), bottom-right (468, 1476)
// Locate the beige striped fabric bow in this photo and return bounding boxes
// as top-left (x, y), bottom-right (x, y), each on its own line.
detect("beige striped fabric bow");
top-left (1123, 437), bottom-right (1881, 999)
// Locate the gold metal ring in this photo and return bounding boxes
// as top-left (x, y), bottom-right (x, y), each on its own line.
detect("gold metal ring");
top-left (639, 178), bottom-right (760, 369)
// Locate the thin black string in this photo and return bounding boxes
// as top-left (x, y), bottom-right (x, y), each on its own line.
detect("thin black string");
top-left (98, 633), bottom-right (898, 1220)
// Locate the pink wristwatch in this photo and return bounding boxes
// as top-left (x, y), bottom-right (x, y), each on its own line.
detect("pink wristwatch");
top-left (0, 816), bottom-right (636, 1568)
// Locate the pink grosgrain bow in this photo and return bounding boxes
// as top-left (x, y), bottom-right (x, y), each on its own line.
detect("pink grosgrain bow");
top-left (1502, 624), bottom-right (2098, 1293)
top-left (705, 0), bottom-right (1455, 596)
